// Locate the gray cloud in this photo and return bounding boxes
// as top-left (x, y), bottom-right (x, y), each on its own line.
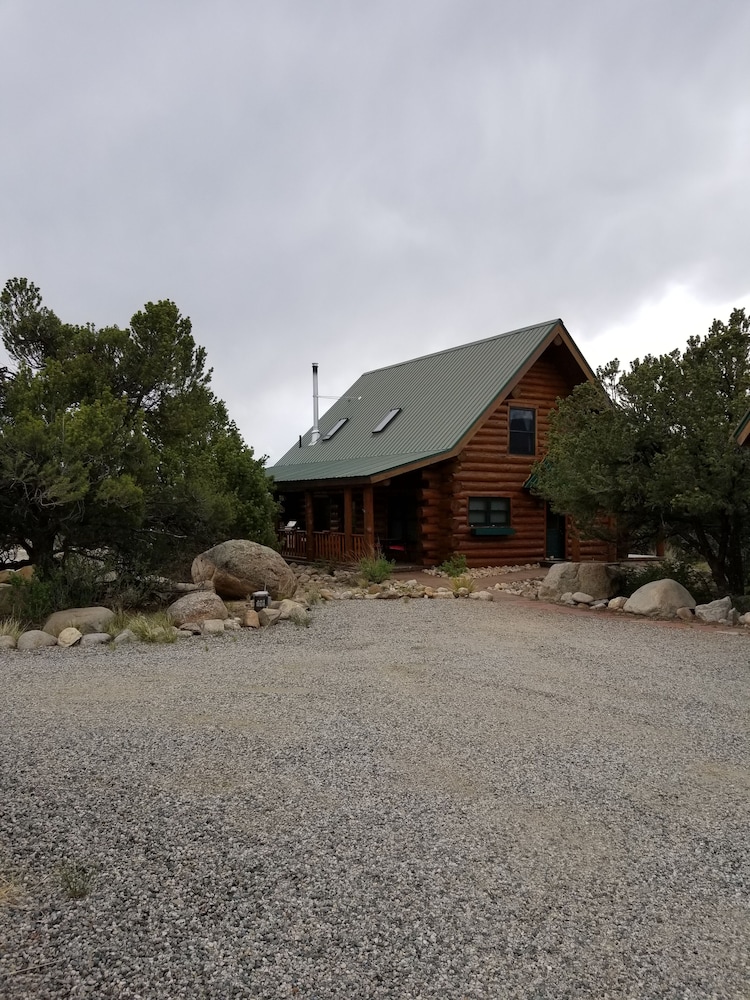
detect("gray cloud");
top-left (2, 0), bottom-right (749, 460)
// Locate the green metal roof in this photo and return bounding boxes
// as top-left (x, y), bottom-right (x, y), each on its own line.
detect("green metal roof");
top-left (271, 320), bottom-right (566, 484)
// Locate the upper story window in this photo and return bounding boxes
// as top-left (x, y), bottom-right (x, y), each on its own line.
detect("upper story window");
top-left (509, 406), bottom-right (535, 455)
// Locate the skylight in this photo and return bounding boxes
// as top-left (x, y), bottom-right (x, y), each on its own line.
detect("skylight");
top-left (322, 417), bottom-right (348, 440)
top-left (372, 407), bottom-right (401, 433)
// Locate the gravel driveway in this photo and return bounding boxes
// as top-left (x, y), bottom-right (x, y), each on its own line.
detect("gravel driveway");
top-left (1, 600), bottom-right (748, 999)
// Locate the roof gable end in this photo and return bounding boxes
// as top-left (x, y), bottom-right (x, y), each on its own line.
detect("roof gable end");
top-left (272, 319), bottom-right (594, 483)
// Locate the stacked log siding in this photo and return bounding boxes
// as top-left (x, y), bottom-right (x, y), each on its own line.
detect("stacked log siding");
top-left (273, 321), bottom-right (616, 566)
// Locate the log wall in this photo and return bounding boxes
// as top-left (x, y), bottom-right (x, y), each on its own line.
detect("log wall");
top-left (418, 343), bottom-right (614, 566)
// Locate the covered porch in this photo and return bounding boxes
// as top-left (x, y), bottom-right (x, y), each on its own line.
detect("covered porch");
top-left (277, 474), bottom-right (421, 564)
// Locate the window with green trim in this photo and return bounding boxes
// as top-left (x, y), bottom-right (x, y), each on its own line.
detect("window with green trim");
top-left (468, 496), bottom-right (510, 527)
top-left (509, 406), bottom-right (535, 455)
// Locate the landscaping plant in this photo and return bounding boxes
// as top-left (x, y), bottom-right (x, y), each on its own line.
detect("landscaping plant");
top-left (359, 551), bottom-right (395, 584)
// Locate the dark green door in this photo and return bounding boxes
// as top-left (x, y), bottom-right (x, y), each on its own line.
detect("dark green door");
top-left (546, 504), bottom-right (566, 559)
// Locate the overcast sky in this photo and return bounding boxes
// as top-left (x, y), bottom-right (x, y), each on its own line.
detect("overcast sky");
top-left (2, 0), bottom-right (749, 463)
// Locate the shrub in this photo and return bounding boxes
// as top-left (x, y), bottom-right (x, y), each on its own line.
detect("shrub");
top-left (620, 558), bottom-right (715, 604)
top-left (450, 574), bottom-right (475, 594)
top-left (359, 551), bottom-right (395, 584)
top-left (59, 860), bottom-right (94, 900)
top-left (6, 557), bottom-right (104, 626)
top-left (439, 553), bottom-right (468, 578)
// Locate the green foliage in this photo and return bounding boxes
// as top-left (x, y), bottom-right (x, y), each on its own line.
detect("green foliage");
top-left (620, 559), bottom-right (715, 604)
top-left (439, 553), bottom-right (469, 577)
top-left (534, 308), bottom-right (750, 594)
top-left (7, 559), bottom-right (102, 626)
top-left (359, 551), bottom-right (395, 583)
top-left (0, 278), bottom-right (278, 577)
top-left (59, 860), bottom-right (94, 900)
top-left (4, 555), bottom-right (164, 627)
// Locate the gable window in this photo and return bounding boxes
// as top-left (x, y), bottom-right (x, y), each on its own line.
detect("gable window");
top-left (509, 407), bottom-right (535, 455)
top-left (468, 496), bottom-right (510, 527)
top-left (373, 407), bottom-right (401, 433)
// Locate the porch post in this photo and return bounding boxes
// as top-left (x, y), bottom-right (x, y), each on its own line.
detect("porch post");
top-left (305, 491), bottom-right (315, 561)
top-left (343, 487), bottom-right (353, 556)
top-left (363, 484), bottom-right (375, 553)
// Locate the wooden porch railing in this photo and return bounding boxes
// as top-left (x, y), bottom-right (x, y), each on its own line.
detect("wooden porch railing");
top-left (278, 531), bottom-right (369, 563)
top-left (278, 530), bottom-right (308, 561)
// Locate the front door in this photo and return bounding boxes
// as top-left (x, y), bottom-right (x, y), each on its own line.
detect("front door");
top-left (546, 504), bottom-right (566, 559)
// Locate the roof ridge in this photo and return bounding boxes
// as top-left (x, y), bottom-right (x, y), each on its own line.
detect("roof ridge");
top-left (359, 319), bottom-right (561, 377)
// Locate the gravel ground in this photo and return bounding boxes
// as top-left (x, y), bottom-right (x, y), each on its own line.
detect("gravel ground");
top-left (1, 600), bottom-right (749, 999)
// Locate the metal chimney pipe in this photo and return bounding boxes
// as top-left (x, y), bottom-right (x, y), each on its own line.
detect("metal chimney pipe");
top-left (310, 363), bottom-right (320, 445)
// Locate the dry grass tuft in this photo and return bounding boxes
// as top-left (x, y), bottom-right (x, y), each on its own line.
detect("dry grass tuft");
top-left (0, 872), bottom-right (24, 907)
top-left (0, 616), bottom-right (24, 640)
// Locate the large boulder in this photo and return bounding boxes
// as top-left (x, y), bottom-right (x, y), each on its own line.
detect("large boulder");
top-left (538, 562), bottom-right (624, 602)
top-left (43, 606), bottom-right (115, 638)
top-left (623, 579), bottom-right (696, 617)
top-left (191, 540), bottom-right (296, 600)
top-left (168, 590), bottom-right (229, 626)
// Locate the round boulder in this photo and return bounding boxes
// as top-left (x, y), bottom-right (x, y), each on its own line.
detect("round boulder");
top-left (17, 630), bottom-right (58, 650)
top-left (191, 540), bottom-right (296, 600)
top-left (57, 627), bottom-right (83, 647)
top-left (43, 606), bottom-right (115, 638)
top-left (623, 578), bottom-right (696, 617)
top-left (168, 590), bottom-right (229, 627)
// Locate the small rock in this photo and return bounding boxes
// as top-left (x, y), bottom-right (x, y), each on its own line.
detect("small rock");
top-left (0, 635), bottom-right (17, 649)
top-left (57, 627), bottom-right (83, 647)
top-left (224, 618), bottom-right (241, 630)
top-left (694, 596), bottom-right (733, 623)
top-left (201, 619), bottom-right (226, 635)
top-left (607, 596), bottom-right (628, 611)
top-left (180, 622), bottom-right (203, 635)
top-left (113, 629), bottom-right (136, 645)
top-left (242, 610), bottom-right (260, 628)
top-left (277, 599), bottom-right (309, 620)
top-left (571, 592), bottom-right (594, 605)
top-left (80, 632), bottom-right (112, 646)
top-left (675, 607), bottom-right (695, 621)
top-left (258, 607), bottom-right (282, 627)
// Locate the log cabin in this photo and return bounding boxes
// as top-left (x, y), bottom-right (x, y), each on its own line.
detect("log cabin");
top-left (271, 319), bottom-right (615, 566)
